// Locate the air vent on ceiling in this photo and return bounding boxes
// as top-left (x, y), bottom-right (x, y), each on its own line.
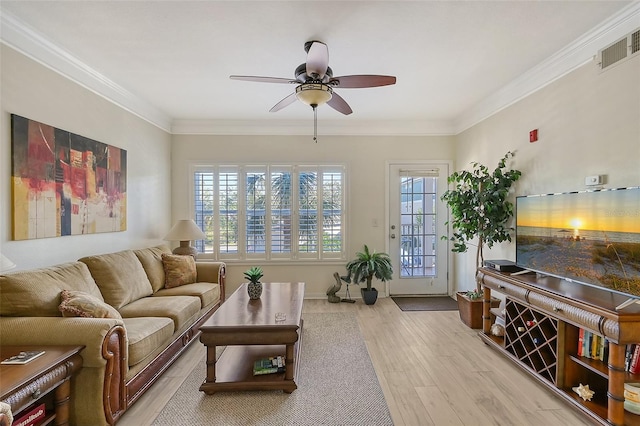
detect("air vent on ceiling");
top-left (598, 28), bottom-right (640, 71)
top-left (632, 29), bottom-right (640, 54)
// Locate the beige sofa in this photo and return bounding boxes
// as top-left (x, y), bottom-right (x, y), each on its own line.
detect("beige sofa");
top-left (0, 245), bottom-right (225, 425)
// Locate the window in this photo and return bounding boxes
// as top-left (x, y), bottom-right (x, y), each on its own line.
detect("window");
top-left (192, 164), bottom-right (345, 261)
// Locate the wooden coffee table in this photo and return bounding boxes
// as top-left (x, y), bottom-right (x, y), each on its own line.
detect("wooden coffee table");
top-left (198, 282), bottom-right (304, 394)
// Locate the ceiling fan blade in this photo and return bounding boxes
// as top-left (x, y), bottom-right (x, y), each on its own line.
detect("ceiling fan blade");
top-left (230, 75), bottom-right (297, 84)
top-left (327, 92), bottom-right (353, 115)
top-left (306, 41), bottom-right (329, 79)
top-left (329, 75), bottom-right (396, 89)
top-left (269, 92), bottom-right (298, 112)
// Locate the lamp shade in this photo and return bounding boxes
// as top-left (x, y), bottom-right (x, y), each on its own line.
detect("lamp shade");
top-left (1, 253), bottom-right (16, 272)
top-left (164, 220), bottom-right (206, 257)
top-left (164, 219), bottom-right (206, 241)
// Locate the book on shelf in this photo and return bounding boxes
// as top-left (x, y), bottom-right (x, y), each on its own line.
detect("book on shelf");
top-left (13, 403), bottom-right (45, 426)
top-left (592, 334), bottom-right (600, 359)
top-left (577, 328), bottom-right (585, 356)
top-left (583, 330), bottom-right (592, 358)
top-left (253, 356), bottom-right (285, 376)
top-left (1, 350), bottom-right (45, 365)
top-left (626, 344), bottom-right (636, 371)
top-left (630, 345), bottom-right (640, 374)
top-left (598, 337), bottom-right (609, 362)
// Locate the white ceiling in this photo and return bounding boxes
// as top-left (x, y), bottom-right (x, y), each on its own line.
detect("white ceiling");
top-left (1, 1), bottom-right (638, 135)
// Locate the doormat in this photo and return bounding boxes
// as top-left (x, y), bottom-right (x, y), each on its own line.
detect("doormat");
top-left (391, 296), bottom-right (458, 311)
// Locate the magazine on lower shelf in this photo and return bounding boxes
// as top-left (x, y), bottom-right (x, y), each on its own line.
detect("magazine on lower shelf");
top-left (1, 351), bottom-right (45, 365)
top-left (253, 355), bottom-right (285, 375)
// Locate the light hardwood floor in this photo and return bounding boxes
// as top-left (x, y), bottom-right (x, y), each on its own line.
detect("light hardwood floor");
top-left (118, 297), bottom-right (590, 425)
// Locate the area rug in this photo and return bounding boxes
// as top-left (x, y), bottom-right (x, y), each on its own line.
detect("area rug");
top-left (152, 312), bottom-right (393, 425)
top-left (392, 296), bottom-right (458, 311)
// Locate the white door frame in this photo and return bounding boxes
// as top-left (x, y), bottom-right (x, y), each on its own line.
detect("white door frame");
top-left (383, 160), bottom-right (453, 297)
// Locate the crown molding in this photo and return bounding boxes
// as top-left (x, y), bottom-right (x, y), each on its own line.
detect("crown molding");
top-left (454, 1), bottom-right (640, 134)
top-left (2, 4), bottom-right (638, 137)
top-left (171, 118), bottom-right (456, 136)
top-left (0, 10), bottom-right (173, 132)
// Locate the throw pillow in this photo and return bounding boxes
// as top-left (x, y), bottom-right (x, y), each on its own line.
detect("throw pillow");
top-left (59, 289), bottom-right (122, 319)
top-left (162, 254), bottom-right (197, 288)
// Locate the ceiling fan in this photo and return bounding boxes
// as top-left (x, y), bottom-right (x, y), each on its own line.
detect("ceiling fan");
top-left (230, 40), bottom-right (396, 140)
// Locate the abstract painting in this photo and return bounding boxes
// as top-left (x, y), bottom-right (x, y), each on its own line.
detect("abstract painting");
top-left (11, 114), bottom-right (127, 240)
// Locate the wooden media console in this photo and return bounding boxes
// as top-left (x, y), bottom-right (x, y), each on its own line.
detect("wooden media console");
top-left (477, 267), bottom-right (640, 426)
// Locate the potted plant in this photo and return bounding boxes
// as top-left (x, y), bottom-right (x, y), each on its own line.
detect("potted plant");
top-left (345, 245), bottom-right (393, 305)
top-left (244, 266), bottom-right (264, 300)
top-left (440, 151), bottom-right (522, 327)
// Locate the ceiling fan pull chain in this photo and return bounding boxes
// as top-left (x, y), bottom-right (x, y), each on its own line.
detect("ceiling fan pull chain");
top-left (313, 105), bottom-right (318, 143)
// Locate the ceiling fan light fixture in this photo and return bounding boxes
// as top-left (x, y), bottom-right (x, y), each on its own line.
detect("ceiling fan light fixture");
top-left (295, 83), bottom-right (332, 107)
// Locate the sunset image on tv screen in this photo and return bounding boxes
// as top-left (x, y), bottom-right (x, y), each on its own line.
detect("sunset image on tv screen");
top-left (516, 188), bottom-right (640, 297)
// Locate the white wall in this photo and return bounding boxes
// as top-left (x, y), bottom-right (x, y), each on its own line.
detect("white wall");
top-left (1, 45), bottom-right (173, 270)
top-left (4, 41), bottom-right (637, 298)
top-left (170, 134), bottom-right (455, 296)
top-left (454, 54), bottom-right (640, 291)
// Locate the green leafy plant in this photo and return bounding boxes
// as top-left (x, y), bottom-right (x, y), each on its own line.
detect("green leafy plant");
top-left (441, 151), bottom-right (522, 291)
top-left (465, 289), bottom-right (483, 300)
top-left (345, 245), bottom-right (393, 291)
top-left (243, 266), bottom-right (264, 284)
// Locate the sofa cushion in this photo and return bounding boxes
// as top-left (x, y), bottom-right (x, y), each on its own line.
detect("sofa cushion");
top-left (153, 283), bottom-right (220, 309)
top-left (134, 245), bottom-right (172, 293)
top-left (59, 289), bottom-right (122, 319)
top-left (162, 254), bottom-right (197, 288)
top-left (79, 250), bottom-right (153, 309)
top-left (0, 262), bottom-right (103, 317)
top-left (118, 296), bottom-right (200, 332)
top-left (122, 317), bottom-right (174, 367)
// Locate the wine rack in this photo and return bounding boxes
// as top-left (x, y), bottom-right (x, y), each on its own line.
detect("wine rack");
top-left (504, 299), bottom-right (558, 384)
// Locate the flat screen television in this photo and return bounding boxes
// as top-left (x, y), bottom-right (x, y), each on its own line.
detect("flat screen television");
top-left (515, 187), bottom-right (640, 304)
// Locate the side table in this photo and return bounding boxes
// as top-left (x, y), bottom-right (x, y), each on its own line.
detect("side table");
top-left (0, 346), bottom-right (84, 426)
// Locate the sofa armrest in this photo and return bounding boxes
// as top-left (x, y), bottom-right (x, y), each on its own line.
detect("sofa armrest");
top-left (0, 317), bottom-right (127, 425)
top-left (196, 261), bottom-right (226, 301)
top-left (0, 317), bottom-right (125, 368)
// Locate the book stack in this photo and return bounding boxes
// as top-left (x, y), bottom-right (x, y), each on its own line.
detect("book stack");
top-left (253, 356), bottom-right (285, 376)
top-left (577, 329), bottom-right (609, 363)
top-left (578, 330), bottom-right (640, 375)
top-left (625, 344), bottom-right (640, 375)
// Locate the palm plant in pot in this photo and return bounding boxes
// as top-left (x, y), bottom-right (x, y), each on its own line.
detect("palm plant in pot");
top-left (345, 245), bottom-right (393, 305)
top-left (440, 151), bottom-right (522, 328)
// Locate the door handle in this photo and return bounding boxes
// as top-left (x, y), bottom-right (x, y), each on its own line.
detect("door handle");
top-left (390, 234), bottom-right (396, 239)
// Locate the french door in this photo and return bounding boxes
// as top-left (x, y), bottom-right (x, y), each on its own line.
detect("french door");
top-left (388, 163), bottom-right (450, 295)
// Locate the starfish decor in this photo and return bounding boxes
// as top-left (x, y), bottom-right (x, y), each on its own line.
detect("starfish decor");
top-left (572, 383), bottom-right (595, 401)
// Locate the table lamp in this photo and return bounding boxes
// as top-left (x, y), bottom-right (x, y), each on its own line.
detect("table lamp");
top-left (1, 253), bottom-right (16, 272)
top-left (163, 219), bottom-right (206, 257)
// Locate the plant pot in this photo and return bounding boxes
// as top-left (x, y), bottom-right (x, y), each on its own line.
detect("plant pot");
top-left (247, 282), bottom-right (263, 300)
top-left (361, 288), bottom-right (378, 305)
top-left (456, 291), bottom-right (500, 329)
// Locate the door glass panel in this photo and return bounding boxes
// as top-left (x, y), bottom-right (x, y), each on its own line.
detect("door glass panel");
top-left (400, 176), bottom-right (437, 277)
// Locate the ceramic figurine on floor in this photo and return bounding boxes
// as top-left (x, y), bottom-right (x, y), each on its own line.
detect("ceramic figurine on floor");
top-left (327, 273), bottom-right (342, 303)
top-left (327, 272), bottom-right (355, 303)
